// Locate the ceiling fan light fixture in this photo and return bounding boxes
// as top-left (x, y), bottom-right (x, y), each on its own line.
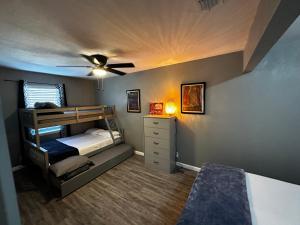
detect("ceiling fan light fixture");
top-left (93, 68), bottom-right (106, 77)
top-left (93, 58), bottom-right (100, 64)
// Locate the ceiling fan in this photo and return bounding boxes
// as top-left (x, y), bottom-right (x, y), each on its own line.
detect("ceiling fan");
top-left (56, 54), bottom-right (135, 76)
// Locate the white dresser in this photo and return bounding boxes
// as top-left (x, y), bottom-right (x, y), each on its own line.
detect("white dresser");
top-left (143, 115), bottom-right (176, 173)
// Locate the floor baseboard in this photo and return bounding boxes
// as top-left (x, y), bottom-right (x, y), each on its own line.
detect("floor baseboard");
top-left (134, 151), bottom-right (200, 172)
top-left (176, 162), bottom-right (201, 172)
top-left (134, 150), bottom-right (145, 156)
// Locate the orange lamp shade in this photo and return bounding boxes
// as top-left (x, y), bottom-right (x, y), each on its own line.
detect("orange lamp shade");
top-left (165, 101), bottom-right (177, 115)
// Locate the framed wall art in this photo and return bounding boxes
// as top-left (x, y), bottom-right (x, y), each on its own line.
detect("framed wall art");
top-left (181, 82), bottom-right (206, 114)
top-left (126, 89), bottom-right (141, 113)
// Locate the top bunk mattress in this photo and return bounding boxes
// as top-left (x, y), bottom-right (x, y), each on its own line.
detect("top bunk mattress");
top-left (57, 130), bottom-right (120, 156)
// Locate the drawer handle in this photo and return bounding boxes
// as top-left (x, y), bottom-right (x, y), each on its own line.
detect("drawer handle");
top-left (153, 151), bottom-right (159, 155)
top-left (153, 132), bottom-right (159, 135)
top-left (153, 122), bottom-right (159, 125)
top-left (153, 141), bottom-right (159, 145)
top-left (153, 161), bottom-right (159, 164)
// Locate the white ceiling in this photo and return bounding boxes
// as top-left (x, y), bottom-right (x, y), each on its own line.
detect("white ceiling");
top-left (0, 0), bottom-right (260, 77)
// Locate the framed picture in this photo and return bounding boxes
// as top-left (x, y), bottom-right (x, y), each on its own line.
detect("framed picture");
top-left (126, 89), bottom-right (141, 113)
top-left (181, 82), bottom-right (206, 114)
top-left (149, 102), bottom-right (164, 115)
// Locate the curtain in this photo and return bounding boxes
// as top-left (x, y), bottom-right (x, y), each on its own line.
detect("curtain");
top-left (18, 80), bottom-right (26, 164)
top-left (18, 80), bottom-right (25, 108)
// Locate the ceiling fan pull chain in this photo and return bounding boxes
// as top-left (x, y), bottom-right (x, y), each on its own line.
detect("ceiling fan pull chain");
top-left (101, 77), bottom-right (104, 91)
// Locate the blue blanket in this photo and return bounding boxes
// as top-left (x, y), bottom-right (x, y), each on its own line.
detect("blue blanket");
top-left (177, 163), bottom-right (252, 225)
top-left (41, 140), bottom-right (79, 164)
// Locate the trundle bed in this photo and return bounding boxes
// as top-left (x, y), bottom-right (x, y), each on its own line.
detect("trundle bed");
top-left (19, 105), bottom-right (133, 197)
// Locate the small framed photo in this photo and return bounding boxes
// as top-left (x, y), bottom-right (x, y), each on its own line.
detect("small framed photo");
top-left (181, 82), bottom-right (206, 114)
top-left (126, 89), bottom-right (141, 113)
top-left (149, 102), bottom-right (164, 115)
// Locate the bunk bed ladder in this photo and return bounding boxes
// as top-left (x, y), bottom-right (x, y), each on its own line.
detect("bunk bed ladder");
top-left (113, 117), bottom-right (123, 141)
top-left (104, 117), bottom-right (123, 144)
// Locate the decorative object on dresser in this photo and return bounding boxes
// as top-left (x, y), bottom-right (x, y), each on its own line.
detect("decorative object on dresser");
top-left (143, 115), bottom-right (176, 173)
top-left (149, 102), bottom-right (164, 115)
top-left (181, 82), bottom-right (206, 114)
top-left (126, 89), bottom-right (141, 113)
top-left (165, 101), bottom-right (177, 115)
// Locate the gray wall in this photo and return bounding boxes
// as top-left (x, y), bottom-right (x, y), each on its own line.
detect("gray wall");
top-left (0, 67), bottom-right (97, 166)
top-left (98, 36), bottom-right (300, 184)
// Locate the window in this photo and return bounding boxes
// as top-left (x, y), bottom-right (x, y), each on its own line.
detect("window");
top-left (23, 82), bottom-right (65, 135)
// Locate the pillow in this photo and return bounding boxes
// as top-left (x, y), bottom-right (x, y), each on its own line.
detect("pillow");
top-left (85, 128), bottom-right (120, 138)
top-left (85, 128), bottom-right (105, 136)
top-left (97, 130), bottom-right (120, 138)
top-left (34, 102), bottom-right (58, 109)
top-left (112, 131), bottom-right (120, 136)
top-left (49, 155), bottom-right (93, 177)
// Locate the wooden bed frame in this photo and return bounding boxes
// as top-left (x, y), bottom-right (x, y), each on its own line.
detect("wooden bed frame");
top-left (19, 105), bottom-right (122, 175)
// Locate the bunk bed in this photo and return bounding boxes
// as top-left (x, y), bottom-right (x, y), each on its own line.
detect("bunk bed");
top-left (19, 105), bottom-right (133, 197)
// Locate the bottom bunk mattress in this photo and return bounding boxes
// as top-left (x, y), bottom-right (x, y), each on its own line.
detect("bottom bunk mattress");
top-left (177, 163), bottom-right (300, 225)
top-left (57, 131), bottom-right (120, 156)
top-left (41, 129), bottom-right (121, 164)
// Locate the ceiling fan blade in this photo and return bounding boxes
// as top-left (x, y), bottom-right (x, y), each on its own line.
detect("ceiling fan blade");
top-left (87, 71), bottom-right (94, 76)
top-left (104, 67), bottom-right (126, 76)
top-left (56, 65), bottom-right (93, 68)
top-left (106, 63), bottom-right (135, 68)
top-left (92, 54), bottom-right (107, 66)
top-left (80, 54), bottom-right (96, 65)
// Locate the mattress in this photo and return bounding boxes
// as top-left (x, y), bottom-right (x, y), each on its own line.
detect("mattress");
top-left (178, 166), bottom-right (300, 225)
top-left (246, 173), bottom-right (300, 225)
top-left (57, 131), bottom-right (120, 156)
top-left (62, 109), bottom-right (102, 114)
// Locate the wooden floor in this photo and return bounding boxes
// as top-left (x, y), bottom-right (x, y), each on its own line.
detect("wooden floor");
top-left (15, 155), bottom-right (197, 225)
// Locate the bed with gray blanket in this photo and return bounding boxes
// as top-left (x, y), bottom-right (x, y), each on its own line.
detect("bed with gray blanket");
top-left (177, 163), bottom-right (300, 225)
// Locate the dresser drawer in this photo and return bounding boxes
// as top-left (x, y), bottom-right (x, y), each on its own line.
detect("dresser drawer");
top-left (145, 156), bottom-right (171, 172)
top-left (145, 146), bottom-right (170, 160)
top-left (144, 118), bottom-right (170, 129)
top-left (144, 127), bottom-right (169, 139)
top-left (145, 137), bottom-right (169, 149)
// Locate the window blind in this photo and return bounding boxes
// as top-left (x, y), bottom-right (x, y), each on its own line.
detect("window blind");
top-left (24, 83), bottom-right (62, 108)
top-left (23, 82), bottom-right (65, 135)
